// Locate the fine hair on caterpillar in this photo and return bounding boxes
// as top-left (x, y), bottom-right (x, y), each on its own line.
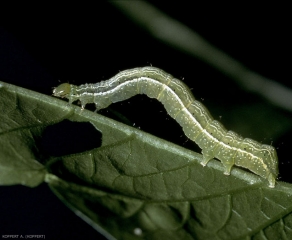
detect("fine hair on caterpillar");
top-left (53, 67), bottom-right (279, 188)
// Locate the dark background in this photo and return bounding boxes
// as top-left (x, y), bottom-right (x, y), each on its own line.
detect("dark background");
top-left (0, 2), bottom-right (291, 239)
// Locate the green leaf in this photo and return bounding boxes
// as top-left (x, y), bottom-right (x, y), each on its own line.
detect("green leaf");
top-left (0, 82), bottom-right (49, 187)
top-left (1, 80), bottom-right (292, 240)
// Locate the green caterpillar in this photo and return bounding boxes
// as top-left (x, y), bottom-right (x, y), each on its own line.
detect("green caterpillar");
top-left (53, 67), bottom-right (278, 187)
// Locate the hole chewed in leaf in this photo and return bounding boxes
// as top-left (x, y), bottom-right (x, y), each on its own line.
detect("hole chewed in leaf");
top-left (40, 120), bottom-right (102, 157)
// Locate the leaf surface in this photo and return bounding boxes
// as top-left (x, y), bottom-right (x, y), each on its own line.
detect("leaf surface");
top-left (1, 81), bottom-right (292, 240)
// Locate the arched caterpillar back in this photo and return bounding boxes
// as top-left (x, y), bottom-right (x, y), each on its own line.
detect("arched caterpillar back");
top-left (53, 67), bottom-right (278, 187)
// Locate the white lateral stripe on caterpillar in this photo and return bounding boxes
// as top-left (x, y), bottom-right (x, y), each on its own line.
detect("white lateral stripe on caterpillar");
top-left (53, 67), bottom-right (279, 188)
top-left (80, 77), bottom-right (270, 171)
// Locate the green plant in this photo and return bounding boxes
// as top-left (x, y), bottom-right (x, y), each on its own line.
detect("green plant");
top-left (1, 81), bottom-right (292, 240)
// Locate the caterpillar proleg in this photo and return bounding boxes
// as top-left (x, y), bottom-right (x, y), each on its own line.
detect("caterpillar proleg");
top-left (53, 67), bottom-right (278, 187)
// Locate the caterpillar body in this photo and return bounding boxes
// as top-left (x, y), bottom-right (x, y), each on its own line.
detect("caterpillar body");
top-left (53, 67), bottom-right (278, 187)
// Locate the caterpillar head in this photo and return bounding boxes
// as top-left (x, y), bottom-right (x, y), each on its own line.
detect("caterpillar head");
top-left (53, 83), bottom-right (71, 98)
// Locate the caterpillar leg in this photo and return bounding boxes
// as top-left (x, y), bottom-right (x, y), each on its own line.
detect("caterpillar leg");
top-left (267, 173), bottom-right (276, 188)
top-left (220, 156), bottom-right (235, 175)
top-left (200, 149), bottom-right (214, 166)
top-left (222, 163), bottom-right (233, 175)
